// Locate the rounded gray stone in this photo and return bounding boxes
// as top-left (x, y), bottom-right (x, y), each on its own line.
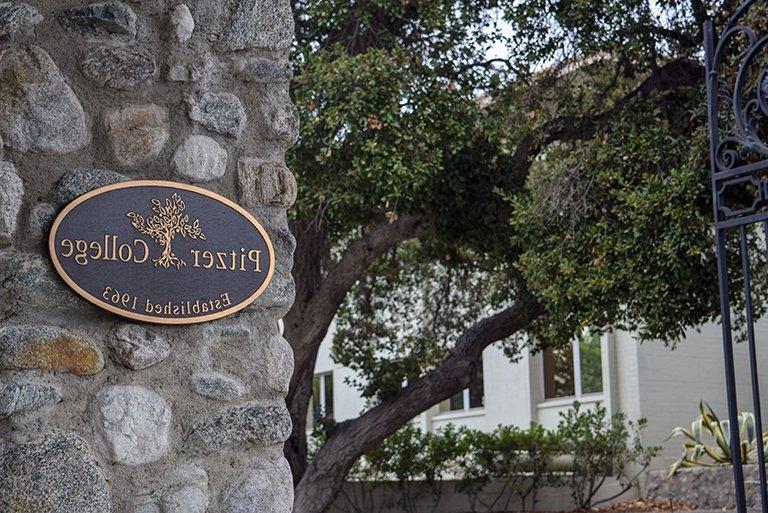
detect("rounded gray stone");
top-left (105, 104), bottom-right (169, 168)
top-left (27, 202), bottom-right (56, 238)
top-left (0, 46), bottom-right (89, 154)
top-left (108, 323), bottom-right (171, 371)
top-left (172, 134), bottom-right (227, 182)
top-left (0, 431), bottom-right (110, 513)
top-left (191, 372), bottom-right (244, 401)
top-left (191, 402), bottom-right (291, 451)
top-left (0, 2), bottom-right (42, 39)
top-left (187, 92), bottom-right (247, 138)
top-left (0, 382), bottom-right (62, 418)
top-left (221, 458), bottom-right (293, 513)
top-left (0, 252), bottom-right (88, 316)
top-left (218, 0), bottom-right (294, 52)
top-left (161, 463), bottom-right (209, 513)
top-left (233, 56), bottom-right (291, 83)
top-left (171, 3), bottom-right (194, 42)
top-left (53, 168), bottom-right (129, 206)
top-left (94, 385), bottom-right (172, 465)
top-left (83, 46), bottom-right (157, 89)
top-left (60, 1), bottom-right (137, 40)
top-left (0, 161), bottom-right (23, 241)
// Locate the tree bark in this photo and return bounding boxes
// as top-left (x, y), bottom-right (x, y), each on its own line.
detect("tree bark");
top-left (292, 301), bottom-right (545, 513)
top-left (284, 215), bottom-right (425, 482)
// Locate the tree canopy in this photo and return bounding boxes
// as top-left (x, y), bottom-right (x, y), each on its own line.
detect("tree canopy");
top-left (284, 2), bottom-right (752, 512)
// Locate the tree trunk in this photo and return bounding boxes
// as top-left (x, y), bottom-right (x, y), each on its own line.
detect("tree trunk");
top-left (284, 219), bottom-right (326, 482)
top-left (284, 216), bottom-right (425, 483)
top-left (292, 302), bottom-right (544, 513)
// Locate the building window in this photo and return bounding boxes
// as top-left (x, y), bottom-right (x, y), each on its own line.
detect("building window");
top-left (312, 372), bottom-right (334, 420)
top-left (439, 357), bottom-right (484, 413)
top-left (543, 332), bottom-right (603, 400)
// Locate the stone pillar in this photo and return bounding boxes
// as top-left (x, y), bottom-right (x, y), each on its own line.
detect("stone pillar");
top-left (0, 2), bottom-right (297, 512)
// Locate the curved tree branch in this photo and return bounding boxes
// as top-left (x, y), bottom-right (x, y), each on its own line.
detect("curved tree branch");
top-left (293, 300), bottom-right (545, 513)
top-left (512, 58), bottom-right (704, 172)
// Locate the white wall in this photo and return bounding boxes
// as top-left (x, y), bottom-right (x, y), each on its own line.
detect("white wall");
top-left (631, 319), bottom-right (768, 468)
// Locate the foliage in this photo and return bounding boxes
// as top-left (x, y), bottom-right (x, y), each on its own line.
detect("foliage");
top-left (361, 424), bottom-right (465, 513)
top-left (558, 402), bottom-right (660, 510)
top-left (340, 404), bottom-right (656, 512)
top-left (668, 401), bottom-right (766, 474)
top-left (332, 246), bottom-right (509, 401)
top-left (291, 0), bottom-right (757, 404)
top-left (288, 0), bottom-right (759, 507)
top-left (456, 424), bottom-right (563, 512)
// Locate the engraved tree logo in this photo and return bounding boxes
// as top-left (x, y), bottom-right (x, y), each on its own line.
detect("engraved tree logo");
top-left (126, 193), bottom-right (206, 269)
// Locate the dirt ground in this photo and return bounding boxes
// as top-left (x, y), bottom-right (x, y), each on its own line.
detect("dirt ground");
top-left (464, 498), bottom-right (732, 513)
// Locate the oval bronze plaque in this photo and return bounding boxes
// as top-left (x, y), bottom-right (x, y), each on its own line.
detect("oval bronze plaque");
top-left (49, 180), bottom-right (275, 324)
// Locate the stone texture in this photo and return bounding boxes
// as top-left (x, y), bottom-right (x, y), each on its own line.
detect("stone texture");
top-left (27, 202), bottom-right (56, 238)
top-left (0, 46), bottom-right (89, 153)
top-left (0, 1), bottom-right (297, 510)
top-left (0, 431), bottom-right (110, 513)
top-left (132, 498), bottom-right (161, 513)
top-left (221, 458), bottom-right (293, 513)
top-left (191, 402), bottom-right (291, 451)
top-left (161, 463), bottom-right (209, 513)
top-left (167, 63), bottom-right (191, 82)
top-left (83, 46), bottom-right (157, 89)
top-left (0, 252), bottom-right (87, 315)
top-left (94, 385), bottom-right (171, 465)
top-left (192, 372), bottom-right (243, 401)
top-left (173, 134), bottom-right (227, 182)
top-left (60, 1), bottom-right (137, 40)
top-left (0, 161), bottom-right (23, 241)
top-left (0, 2), bottom-right (42, 39)
top-left (219, 0), bottom-right (294, 51)
top-left (108, 323), bottom-right (171, 371)
top-left (0, 325), bottom-right (104, 375)
top-left (171, 3), bottom-right (194, 42)
top-left (646, 466), bottom-right (764, 508)
top-left (266, 336), bottom-right (294, 394)
top-left (187, 92), bottom-right (247, 137)
top-left (0, 382), bottom-right (62, 418)
top-left (234, 56), bottom-right (291, 83)
top-left (105, 104), bottom-right (169, 168)
top-left (53, 168), bottom-right (129, 206)
top-left (262, 85), bottom-right (299, 146)
top-left (237, 158), bottom-right (297, 208)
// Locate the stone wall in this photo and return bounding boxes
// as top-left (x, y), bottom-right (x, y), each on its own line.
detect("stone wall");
top-left (0, 1), bottom-right (297, 512)
top-left (646, 466), bottom-right (762, 508)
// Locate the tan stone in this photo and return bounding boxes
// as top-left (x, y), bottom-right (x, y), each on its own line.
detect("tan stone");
top-left (105, 104), bottom-right (169, 168)
top-left (0, 325), bottom-right (104, 375)
top-left (237, 158), bottom-right (296, 208)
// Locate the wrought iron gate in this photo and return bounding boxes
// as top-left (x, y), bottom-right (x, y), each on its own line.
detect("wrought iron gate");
top-left (707, 2), bottom-right (768, 510)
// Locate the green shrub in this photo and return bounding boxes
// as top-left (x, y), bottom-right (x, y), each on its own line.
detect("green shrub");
top-left (456, 424), bottom-right (562, 512)
top-left (339, 403), bottom-right (658, 512)
top-left (558, 402), bottom-right (660, 510)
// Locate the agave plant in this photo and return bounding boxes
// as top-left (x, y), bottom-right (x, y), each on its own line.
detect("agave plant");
top-left (667, 401), bottom-right (766, 475)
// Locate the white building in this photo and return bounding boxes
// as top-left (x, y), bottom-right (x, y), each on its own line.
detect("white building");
top-left (312, 319), bottom-right (768, 471)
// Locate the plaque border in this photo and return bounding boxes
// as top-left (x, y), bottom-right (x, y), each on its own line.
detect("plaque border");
top-left (48, 180), bottom-right (277, 325)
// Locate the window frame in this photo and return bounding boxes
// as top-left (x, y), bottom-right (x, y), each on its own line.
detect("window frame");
top-left (437, 357), bottom-right (485, 416)
top-left (311, 371), bottom-right (335, 421)
top-left (541, 334), bottom-right (604, 402)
